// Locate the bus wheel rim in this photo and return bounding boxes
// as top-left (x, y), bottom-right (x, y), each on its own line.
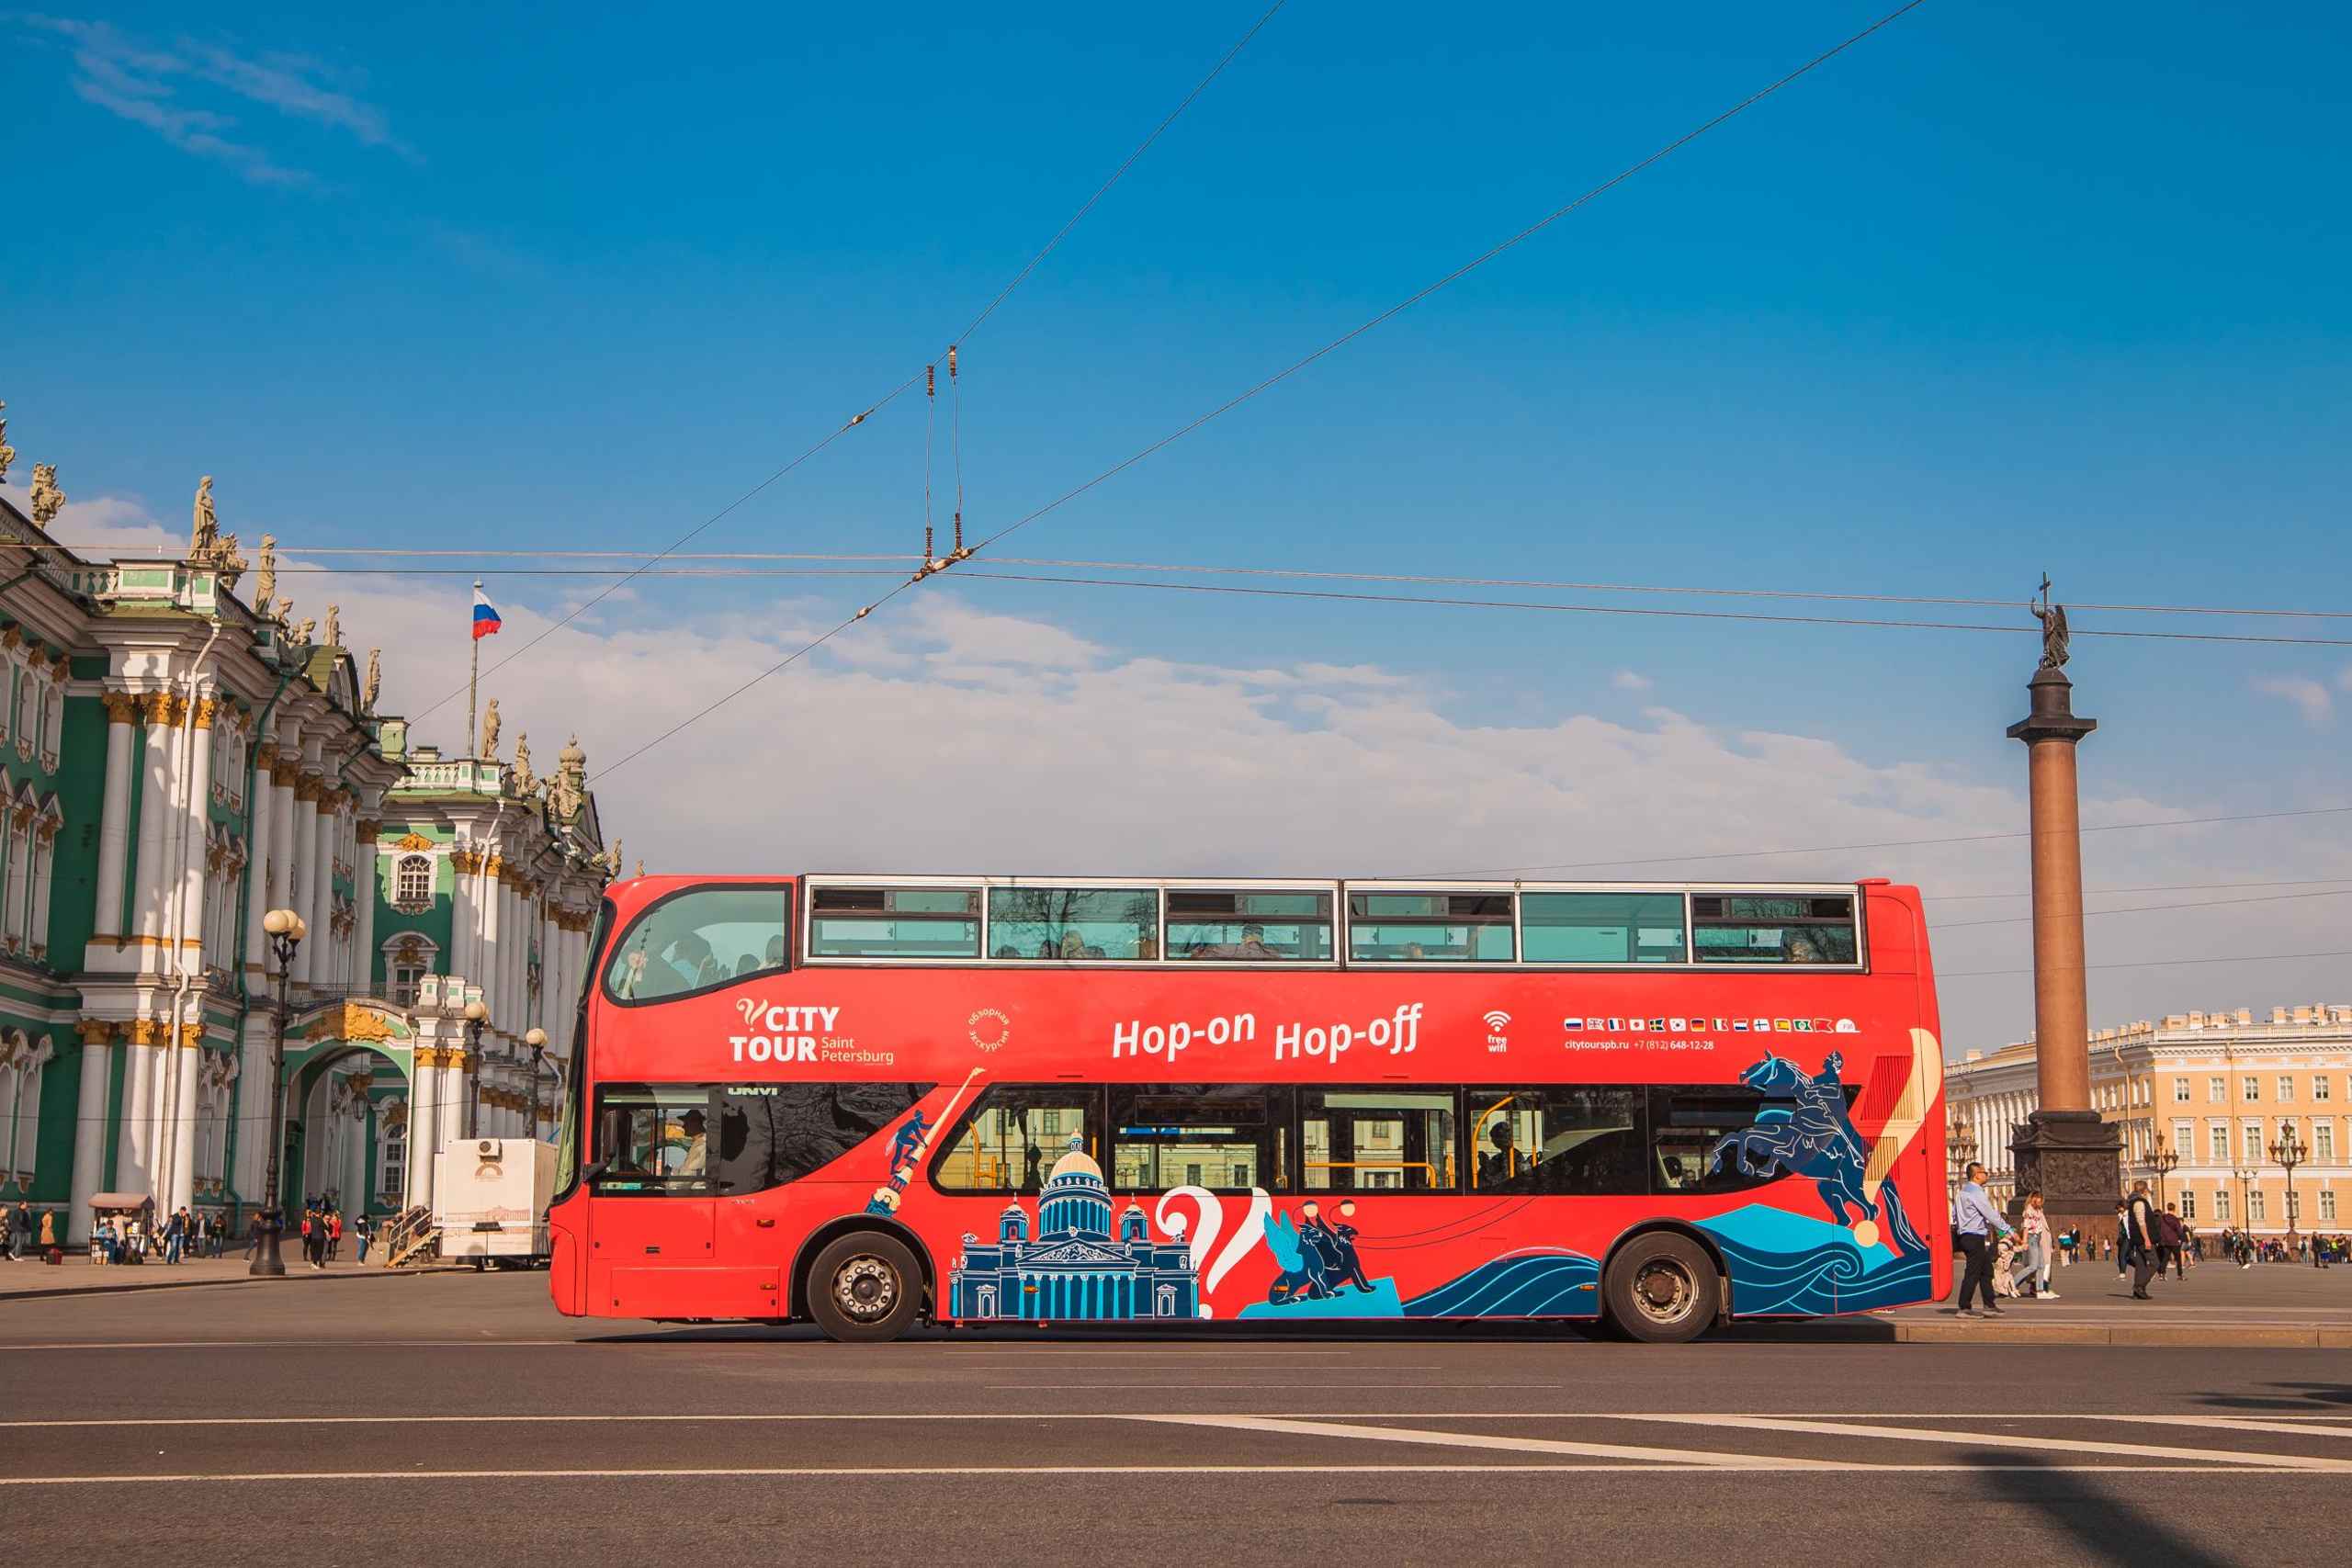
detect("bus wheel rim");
top-left (1631, 1258), bottom-right (1697, 1325)
top-left (835, 1256), bottom-right (898, 1320)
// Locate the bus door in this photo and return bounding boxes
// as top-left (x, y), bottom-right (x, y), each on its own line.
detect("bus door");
top-left (585, 1085), bottom-right (715, 1315)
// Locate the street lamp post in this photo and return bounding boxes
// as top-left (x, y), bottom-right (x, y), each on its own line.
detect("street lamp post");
top-left (2150, 1134), bottom-right (2179, 1210)
top-left (249, 908), bottom-right (307, 1278)
top-left (463, 1000), bottom-right (489, 1141)
top-left (2231, 1165), bottom-right (2259, 1243)
top-left (2269, 1124), bottom-right (2304, 1246)
top-left (1947, 1113), bottom-right (1978, 1189)
top-left (524, 1027), bottom-right (548, 1140)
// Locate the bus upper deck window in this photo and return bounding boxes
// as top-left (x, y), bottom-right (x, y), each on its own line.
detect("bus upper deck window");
top-left (604, 886), bottom-right (790, 1001)
top-left (1165, 890), bottom-right (1334, 962)
top-left (987, 887), bottom-right (1159, 961)
top-left (1346, 893), bottom-right (1512, 963)
top-left (1690, 894), bottom-right (1858, 965)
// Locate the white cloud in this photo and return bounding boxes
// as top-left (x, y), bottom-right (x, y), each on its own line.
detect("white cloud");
top-left (2253, 674), bottom-right (2332, 728)
top-left (1611, 669), bottom-right (1652, 692)
top-left (20, 17), bottom-right (410, 185)
top-left (22, 487), bottom-right (2352, 1055)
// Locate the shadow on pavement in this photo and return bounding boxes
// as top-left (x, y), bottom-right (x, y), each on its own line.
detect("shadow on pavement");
top-left (2194, 1382), bottom-right (2352, 1410)
top-left (1967, 1450), bottom-right (2235, 1567)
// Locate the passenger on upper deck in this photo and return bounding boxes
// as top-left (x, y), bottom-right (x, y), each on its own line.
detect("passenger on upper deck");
top-left (1784, 935), bottom-right (1825, 964)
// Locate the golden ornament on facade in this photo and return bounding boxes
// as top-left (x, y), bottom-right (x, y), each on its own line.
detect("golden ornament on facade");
top-left (101, 691), bottom-right (140, 725)
top-left (75, 1019), bottom-right (118, 1045)
top-left (301, 1000), bottom-right (407, 1045)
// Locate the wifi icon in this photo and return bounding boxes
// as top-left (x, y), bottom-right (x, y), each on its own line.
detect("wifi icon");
top-left (1482, 1010), bottom-right (1511, 1032)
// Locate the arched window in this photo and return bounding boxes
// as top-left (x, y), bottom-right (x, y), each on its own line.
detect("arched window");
top-left (1, 1032), bottom-right (50, 1193)
top-left (393, 853), bottom-right (435, 913)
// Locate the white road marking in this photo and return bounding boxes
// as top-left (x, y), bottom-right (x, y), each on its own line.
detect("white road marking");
top-left (1630, 1414), bottom-right (2352, 1472)
top-left (2201, 1418), bottom-right (2352, 1440)
top-left (0, 1340), bottom-right (592, 1351)
top-left (0, 1461), bottom-right (2339, 1486)
top-left (5, 1410), bottom-right (2348, 1430)
top-left (1126, 1413), bottom-right (1849, 1470)
top-left (985, 1382), bottom-right (1551, 1391)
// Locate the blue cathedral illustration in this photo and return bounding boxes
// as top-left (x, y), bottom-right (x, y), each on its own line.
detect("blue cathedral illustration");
top-left (948, 1134), bottom-right (1200, 1320)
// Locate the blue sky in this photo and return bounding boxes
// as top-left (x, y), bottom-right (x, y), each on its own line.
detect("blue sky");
top-left (8, 2), bottom-right (2351, 1047)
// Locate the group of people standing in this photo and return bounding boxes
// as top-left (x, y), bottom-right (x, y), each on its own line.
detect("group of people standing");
top-left (278, 1200), bottom-right (372, 1268)
top-left (3, 1200), bottom-right (56, 1261)
top-left (1951, 1167), bottom-right (2205, 1312)
top-left (87, 1205), bottom-right (229, 1265)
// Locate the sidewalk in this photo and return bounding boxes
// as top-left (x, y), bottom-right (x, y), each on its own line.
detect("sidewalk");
top-left (0, 1252), bottom-right (463, 1302)
top-left (1873, 1254), bottom-right (2352, 1347)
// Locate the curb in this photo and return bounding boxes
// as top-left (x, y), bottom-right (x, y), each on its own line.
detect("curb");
top-left (0, 1265), bottom-right (469, 1304)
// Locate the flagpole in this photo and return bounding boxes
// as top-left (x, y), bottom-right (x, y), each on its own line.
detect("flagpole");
top-left (468, 578), bottom-right (481, 759)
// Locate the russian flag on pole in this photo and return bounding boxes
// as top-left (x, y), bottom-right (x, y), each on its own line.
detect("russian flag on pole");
top-left (471, 588), bottom-right (503, 640)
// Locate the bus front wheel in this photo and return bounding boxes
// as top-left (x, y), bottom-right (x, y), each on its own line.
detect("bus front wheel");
top-left (1601, 1233), bottom-right (1719, 1344)
top-left (808, 1233), bottom-right (923, 1344)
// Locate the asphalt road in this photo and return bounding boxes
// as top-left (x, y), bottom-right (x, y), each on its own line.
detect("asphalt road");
top-left (5, 1273), bottom-right (2349, 1566)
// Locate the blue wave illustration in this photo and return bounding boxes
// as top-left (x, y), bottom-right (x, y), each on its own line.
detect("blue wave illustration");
top-left (1402, 1249), bottom-right (1601, 1318)
top-left (1235, 1280), bottom-right (1405, 1320)
top-left (1698, 1203), bottom-right (1931, 1316)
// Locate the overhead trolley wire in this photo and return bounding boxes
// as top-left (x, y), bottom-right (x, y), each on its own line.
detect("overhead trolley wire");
top-left (1430, 805), bottom-right (2352, 877)
top-left (1933, 886), bottom-right (2352, 931)
top-left (152, 545), bottom-right (2352, 624)
top-left (1928, 877), bottom-right (2352, 903)
top-left (940, 570), bottom-right (2352, 647)
top-left (401, 0), bottom-right (1290, 725)
top-left (1939, 948), bottom-right (2352, 981)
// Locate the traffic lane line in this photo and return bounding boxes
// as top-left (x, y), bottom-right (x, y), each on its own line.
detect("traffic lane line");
top-left (1124, 1413), bottom-right (1849, 1470)
top-left (5, 1460), bottom-right (2346, 1487)
top-left (22, 1411), bottom-right (2352, 1483)
top-left (1626, 1414), bottom-right (2352, 1472)
top-left (10, 1409), bottom-right (2352, 1429)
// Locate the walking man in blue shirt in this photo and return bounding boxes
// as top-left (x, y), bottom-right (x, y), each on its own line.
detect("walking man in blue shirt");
top-left (1952, 1162), bottom-right (2011, 1317)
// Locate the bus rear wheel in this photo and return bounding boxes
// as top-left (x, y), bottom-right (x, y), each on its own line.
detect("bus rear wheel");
top-left (808, 1233), bottom-right (923, 1343)
top-left (1601, 1233), bottom-right (1719, 1344)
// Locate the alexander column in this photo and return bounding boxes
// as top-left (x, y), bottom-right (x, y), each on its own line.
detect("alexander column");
top-left (2005, 583), bottom-right (2120, 1228)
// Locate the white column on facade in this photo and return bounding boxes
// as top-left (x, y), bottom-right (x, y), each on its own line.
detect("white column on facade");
top-left (288, 781), bottom-right (320, 985)
top-left (481, 867), bottom-right (503, 1032)
top-left (264, 760), bottom-right (293, 929)
top-left (92, 696), bottom-right (139, 942)
top-left (118, 1032), bottom-right (159, 1200)
top-left (449, 844), bottom-right (478, 987)
top-left (243, 740), bottom-right (277, 975)
top-left (307, 787), bottom-right (335, 985)
top-left (339, 807), bottom-right (359, 987)
top-left (68, 1026), bottom-right (115, 1244)
top-left (354, 827), bottom-right (378, 998)
top-left (130, 708), bottom-right (178, 947)
top-left (165, 1032), bottom-right (201, 1216)
top-left (507, 883), bottom-right (526, 1042)
top-left (409, 1044), bottom-right (438, 1213)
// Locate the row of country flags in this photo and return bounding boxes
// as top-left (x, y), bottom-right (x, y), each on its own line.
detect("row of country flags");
top-left (1562, 1015), bottom-right (1858, 1034)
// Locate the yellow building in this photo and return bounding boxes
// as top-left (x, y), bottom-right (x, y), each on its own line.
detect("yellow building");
top-left (1947, 1004), bottom-right (2351, 1236)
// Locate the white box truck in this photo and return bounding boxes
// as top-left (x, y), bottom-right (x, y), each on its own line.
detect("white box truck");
top-left (433, 1138), bottom-right (556, 1265)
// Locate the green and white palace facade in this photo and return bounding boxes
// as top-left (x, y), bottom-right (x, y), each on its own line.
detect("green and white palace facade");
top-left (0, 488), bottom-right (614, 1243)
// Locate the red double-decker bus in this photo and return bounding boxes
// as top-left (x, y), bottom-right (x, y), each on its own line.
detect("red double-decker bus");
top-left (547, 874), bottom-right (1948, 1342)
